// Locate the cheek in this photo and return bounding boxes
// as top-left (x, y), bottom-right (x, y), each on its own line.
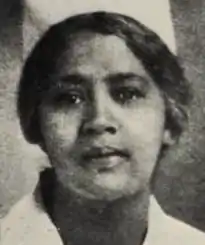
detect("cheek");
top-left (122, 106), bottom-right (165, 173)
top-left (40, 110), bottom-right (82, 154)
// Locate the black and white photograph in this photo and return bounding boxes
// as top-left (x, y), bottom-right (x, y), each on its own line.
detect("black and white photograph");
top-left (1, 1), bottom-right (205, 244)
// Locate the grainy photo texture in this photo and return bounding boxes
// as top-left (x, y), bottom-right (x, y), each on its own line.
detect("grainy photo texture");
top-left (1, 1), bottom-right (205, 244)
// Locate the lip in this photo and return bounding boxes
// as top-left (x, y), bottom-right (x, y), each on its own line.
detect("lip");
top-left (80, 146), bottom-right (129, 171)
top-left (82, 146), bottom-right (129, 159)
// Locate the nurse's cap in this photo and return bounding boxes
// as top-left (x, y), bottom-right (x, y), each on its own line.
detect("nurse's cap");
top-left (24, 0), bottom-right (176, 54)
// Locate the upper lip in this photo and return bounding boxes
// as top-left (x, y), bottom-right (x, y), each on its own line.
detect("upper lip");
top-left (82, 146), bottom-right (130, 160)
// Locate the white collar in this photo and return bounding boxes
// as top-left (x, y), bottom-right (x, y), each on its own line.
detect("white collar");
top-left (1, 192), bottom-right (205, 245)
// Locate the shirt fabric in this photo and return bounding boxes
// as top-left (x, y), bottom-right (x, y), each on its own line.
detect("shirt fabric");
top-left (1, 188), bottom-right (205, 245)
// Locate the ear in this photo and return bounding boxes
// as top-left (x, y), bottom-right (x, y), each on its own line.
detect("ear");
top-left (162, 129), bottom-right (176, 146)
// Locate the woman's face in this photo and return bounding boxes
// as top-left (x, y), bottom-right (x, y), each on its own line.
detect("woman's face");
top-left (39, 32), bottom-right (169, 201)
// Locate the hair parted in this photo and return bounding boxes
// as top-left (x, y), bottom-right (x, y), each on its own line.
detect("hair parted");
top-left (17, 11), bottom-right (191, 144)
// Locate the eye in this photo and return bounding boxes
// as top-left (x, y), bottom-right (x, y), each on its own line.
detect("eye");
top-left (52, 91), bottom-right (85, 107)
top-left (112, 87), bottom-right (144, 104)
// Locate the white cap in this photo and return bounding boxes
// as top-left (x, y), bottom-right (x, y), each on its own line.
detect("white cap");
top-left (24, 0), bottom-right (176, 53)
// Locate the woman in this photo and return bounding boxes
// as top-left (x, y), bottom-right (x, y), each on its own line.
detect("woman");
top-left (1, 11), bottom-right (205, 245)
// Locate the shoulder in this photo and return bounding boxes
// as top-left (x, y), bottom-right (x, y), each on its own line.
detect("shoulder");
top-left (145, 196), bottom-right (205, 245)
top-left (1, 194), bottom-right (204, 245)
top-left (0, 192), bottom-right (62, 245)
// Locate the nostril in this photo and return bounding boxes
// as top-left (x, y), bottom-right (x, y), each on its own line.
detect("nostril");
top-left (81, 113), bottom-right (118, 135)
top-left (81, 123), bottom-right (117, 136)
top-left (107, 126), bottom-right (117, 134)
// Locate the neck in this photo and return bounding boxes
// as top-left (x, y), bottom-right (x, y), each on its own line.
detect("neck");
top-left (52, 183), bottom-right (149, 245)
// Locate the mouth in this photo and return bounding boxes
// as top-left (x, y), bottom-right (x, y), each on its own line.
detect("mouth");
top-left (80, 147), bottom-right (130, 172)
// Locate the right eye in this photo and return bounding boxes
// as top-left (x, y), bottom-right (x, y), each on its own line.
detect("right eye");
top-left (52, 91), bottom-right (85, 107)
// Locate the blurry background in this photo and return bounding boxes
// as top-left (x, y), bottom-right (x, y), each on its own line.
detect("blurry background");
top-left (1, 0), bottom-right (205, 231)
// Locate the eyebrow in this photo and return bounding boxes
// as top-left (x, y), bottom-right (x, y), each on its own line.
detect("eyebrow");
top-left (52, 72), bottom-right (149, 89)
top-left (105, 72), bottom-right (149, 85)
top-left (57, 74), bottom-right (88, 85)
top-left (44, 74), bottom-right (87, 97)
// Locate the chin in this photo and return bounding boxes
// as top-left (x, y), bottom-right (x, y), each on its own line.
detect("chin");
top-left (67, 176), bottom-right (143, 202)
top-left (56, 167), bottom-right (145, 201)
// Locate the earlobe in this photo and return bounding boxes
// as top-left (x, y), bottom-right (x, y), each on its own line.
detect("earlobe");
top-left (163, 129), bottom-right (176, 146)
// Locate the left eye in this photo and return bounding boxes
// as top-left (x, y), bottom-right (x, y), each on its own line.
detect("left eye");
top-left (112, 88), bottom-right (144, 104)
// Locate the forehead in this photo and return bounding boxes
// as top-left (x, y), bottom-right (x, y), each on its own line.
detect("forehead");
top-left (55, 32), bottom-right (149, 80)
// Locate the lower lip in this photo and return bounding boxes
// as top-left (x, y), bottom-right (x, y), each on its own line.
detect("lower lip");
top-left (82, 155), bottom-right (126, 172)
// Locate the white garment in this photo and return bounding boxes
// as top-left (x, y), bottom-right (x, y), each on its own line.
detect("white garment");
top-left (24, 0), bottom-right (176, 53)
top-left (1, 192), bottom-right (205, 245)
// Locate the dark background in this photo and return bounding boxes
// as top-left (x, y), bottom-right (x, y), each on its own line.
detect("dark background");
top-left (1, 0), bottom-right (205, 231)
top-left (155, 0), bottom-right (205, 231)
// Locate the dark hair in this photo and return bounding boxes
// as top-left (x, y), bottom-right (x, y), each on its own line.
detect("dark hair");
top-left (17, 11), bottom-right (191, 144)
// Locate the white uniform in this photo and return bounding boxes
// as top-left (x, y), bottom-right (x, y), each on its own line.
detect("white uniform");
top-left (1, 192), bottom-right (205, 245)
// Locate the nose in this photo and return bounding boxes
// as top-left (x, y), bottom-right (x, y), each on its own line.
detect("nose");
top-left (82, 113), bottom-right (117, 135)
top-left (81, 91), bottom-right (118, 136)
